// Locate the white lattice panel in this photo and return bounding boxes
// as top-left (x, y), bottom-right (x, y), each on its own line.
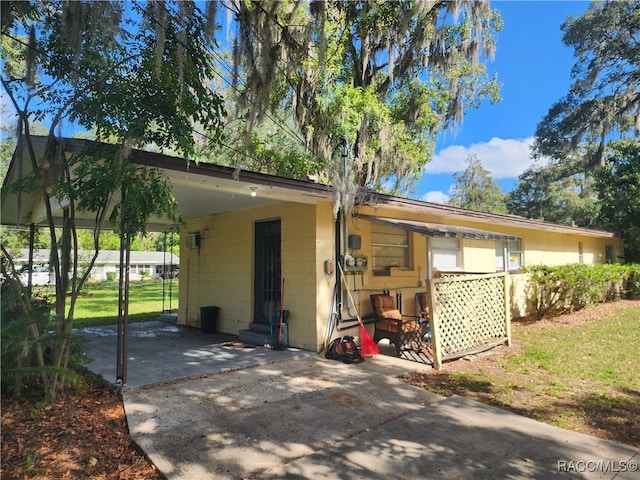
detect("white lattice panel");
top-left (428, 273), bottom-right (510, 368)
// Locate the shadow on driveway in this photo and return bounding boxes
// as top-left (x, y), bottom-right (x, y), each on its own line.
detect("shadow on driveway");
top-left (77, 320), bottom-right (314, 389)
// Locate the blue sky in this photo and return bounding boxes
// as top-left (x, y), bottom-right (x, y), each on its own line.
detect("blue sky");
top-left (2, 0), bottom-right (590, 198)
top-left (415, 0), bottom-right (591, 203)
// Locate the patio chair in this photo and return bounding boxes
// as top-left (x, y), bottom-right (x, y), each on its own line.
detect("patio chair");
top-left (370, 294), bottom-right (424, 357)
top-left (415, 292), bottom-right (432, 343)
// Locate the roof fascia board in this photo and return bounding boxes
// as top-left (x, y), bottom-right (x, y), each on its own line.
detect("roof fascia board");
top-left (8, 137), bottom-right (617, 239)
top-left (130, 148), bottom-right (333, 199)
top-left (19, 135), bottom-right (333, 199)
top-left (360, 215), bottom-right (521, 241)
top-left (365, 192), bottom-right (617, 239)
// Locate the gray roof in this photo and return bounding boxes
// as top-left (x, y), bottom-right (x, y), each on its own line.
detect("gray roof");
top-left (2, 136), bottom-right (617, 239)
top-left (362, 215), bottom-right (521, 241)
top-left (15, 249), bottom-right (179, 265)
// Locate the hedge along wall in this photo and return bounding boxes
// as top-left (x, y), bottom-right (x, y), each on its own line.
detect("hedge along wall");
top-left (524, 263), bottom-right (640, 320)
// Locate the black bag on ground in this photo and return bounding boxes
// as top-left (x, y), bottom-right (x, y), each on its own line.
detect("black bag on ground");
top-left (325, 336), bottom-right (364, 364)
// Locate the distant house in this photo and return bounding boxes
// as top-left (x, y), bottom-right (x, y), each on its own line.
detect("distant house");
top-left (13, 249), bottom-right (179, 284)
top-left (2, 136), bottom-right (623, 365)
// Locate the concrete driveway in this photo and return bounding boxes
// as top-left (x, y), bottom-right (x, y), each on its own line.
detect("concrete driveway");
top-left (80, 322), bottom-right (640, 480)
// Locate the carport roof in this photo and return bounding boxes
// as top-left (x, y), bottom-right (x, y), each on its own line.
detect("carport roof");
top-left (1, 136), bottom-right (332, 230)
top-left (361, 215), bottom-right (521, 241)
top-left (2, 136), bottom-right (618, 240)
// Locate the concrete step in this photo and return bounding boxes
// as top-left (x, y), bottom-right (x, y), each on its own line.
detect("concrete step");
top-left (158, 313), bottom-right (178, 323)
top-left (240, 323), bottom-right (289, 348)
top-left (239, 329), bottom-right (273, 347)
top-left (247, 323), bottom-right (271, 334)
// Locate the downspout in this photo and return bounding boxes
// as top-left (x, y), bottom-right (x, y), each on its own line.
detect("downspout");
top-left (335, 213), bottom-right (342, 319)
top-left (342, 139), bottom-right (349, 263)
top-left (162, 231), bottom-right (167, 313)
top-left (339, 139), bottom-right (350, 318)
top-left (116, 185), bottom-right (131, 386)
top-left (426, 236), bottom-right (433, 282)
top-left (168, 231), bottom-right (174, 312)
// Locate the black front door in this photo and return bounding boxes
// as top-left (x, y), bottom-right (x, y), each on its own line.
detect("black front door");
top-left (254, 219), bottom-right (281, 325)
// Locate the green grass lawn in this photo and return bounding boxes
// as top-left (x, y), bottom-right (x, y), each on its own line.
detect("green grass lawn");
top-left (55, 280), bottom-right (179, 327)
top-left (402, 300), bottom-right (640, 448)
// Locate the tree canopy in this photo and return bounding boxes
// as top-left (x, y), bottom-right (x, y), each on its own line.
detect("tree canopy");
top-left (532, 0), bottom-right (640, 169)
top-left (448, 154), bottom-right (506, 213)
top-left (595, 139), bottom-right (640, 262)
top-left (1, 0), bottom-right (226, 399)
top-left (510, 0), bottom-right (638, 240)
top-left (225, 0), bottom-right (502, 195)
top-left (506, 160), bottom-right (600, 228)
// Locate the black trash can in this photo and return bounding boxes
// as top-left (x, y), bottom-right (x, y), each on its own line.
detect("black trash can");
top-left (200, 306), bottom-right (220, 333)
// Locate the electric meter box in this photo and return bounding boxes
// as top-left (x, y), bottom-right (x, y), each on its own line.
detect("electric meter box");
top-left (342, 254), bottom-right (368, 272)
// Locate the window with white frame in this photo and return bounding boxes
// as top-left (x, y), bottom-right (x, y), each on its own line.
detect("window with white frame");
top-left (371, 223), bottom-right (411, 272)
top-left (432, 237), bottom-right (460, 271)
top-left (495, 242), bottom-right (504, 271)
top-left (495, 239), bottom-right (523, 272)
top-left (131, 264), bottom-right (151, 273)
top-left (605, 245), bottom-right (614, 263)
top-left (578, 242), bottom-right (584, 264)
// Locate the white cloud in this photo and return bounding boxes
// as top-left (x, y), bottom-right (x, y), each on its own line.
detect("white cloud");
top-left (421, 190), bottom-right (449, 204)
top-left (424, 137), bottom-right (547, 179)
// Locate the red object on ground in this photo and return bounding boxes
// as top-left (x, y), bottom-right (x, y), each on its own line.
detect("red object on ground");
top-left (359, 321), bottom-right (379, 357)
top-left (337, 261), bottom-right (378, 357)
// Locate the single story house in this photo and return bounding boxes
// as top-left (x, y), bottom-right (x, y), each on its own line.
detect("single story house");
top-left (10, 248), bottom-right (179, 284)
top-left (2, 137), bottom-right (622, 365)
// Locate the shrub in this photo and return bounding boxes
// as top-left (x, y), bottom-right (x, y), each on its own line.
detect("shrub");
top-left (624, 264), bottom-right (640, 298)
top-left (524, 263), bottom-right (640, 319)
top-left (1, 280), bottom-right (82, 397)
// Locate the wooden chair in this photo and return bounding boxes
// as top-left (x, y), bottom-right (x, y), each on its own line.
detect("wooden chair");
top-left (370, 294), bottom-right (423, 356)
top-left (415, 292), bottom-right (432, 343)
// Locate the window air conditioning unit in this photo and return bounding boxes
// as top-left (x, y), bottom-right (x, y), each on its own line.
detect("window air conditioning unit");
top-left (185, 233), bottom-right (200, 250)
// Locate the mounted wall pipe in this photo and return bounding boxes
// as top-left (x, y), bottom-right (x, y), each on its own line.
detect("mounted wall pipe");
top-left (340, 139), bottom-right (349, 317)
top-left (168, 230), bottom-right (174, 312)
top-left (116, 185), bottom-right (131, 386)
top-left (342, 138), bottom-right (349, 263)
top-left (162, 231), bottom-right (167, 313)
top-left (27, 223), bottom-right (35, 297)
top-left (335, 212), bottom-right (342, 319)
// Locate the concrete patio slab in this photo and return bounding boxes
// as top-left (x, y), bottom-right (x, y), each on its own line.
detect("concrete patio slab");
top-left (81, 321), bottom-right (639, 479)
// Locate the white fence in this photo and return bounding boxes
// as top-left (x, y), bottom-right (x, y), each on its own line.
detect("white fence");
top-left (427, 272), bottom-right (511, 369)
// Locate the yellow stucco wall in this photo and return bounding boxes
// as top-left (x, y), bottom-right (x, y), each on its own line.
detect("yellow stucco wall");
top-left (350, 205), bottom-right (622, 320)
top-left (445, 217), bottom-right (620, 268)
top-left (337, 215), bottom-right (433, 322)
top-left (178, 199), bottom-right (622, 352)
top-left (178, 201), bottom-right (335, 351)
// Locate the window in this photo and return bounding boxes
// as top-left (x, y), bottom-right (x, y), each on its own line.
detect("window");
top-left (495, 242), bottom-right (505, 271)
top-left (371, 223), bottom-right (410, 271)
top-left (495, 239), bottom-right (522, 272)
top-left (578, 242), bottom-right (584, 264)
top-left (432, 237), bottom-right (460, 270)
top-left (605, 245), bottom-right (614, 264)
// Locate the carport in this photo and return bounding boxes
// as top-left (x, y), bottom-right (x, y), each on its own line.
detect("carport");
top-left (2, 135), bottom-right (331, 385)
top-left (77, 320), bottom-right (315, 389)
